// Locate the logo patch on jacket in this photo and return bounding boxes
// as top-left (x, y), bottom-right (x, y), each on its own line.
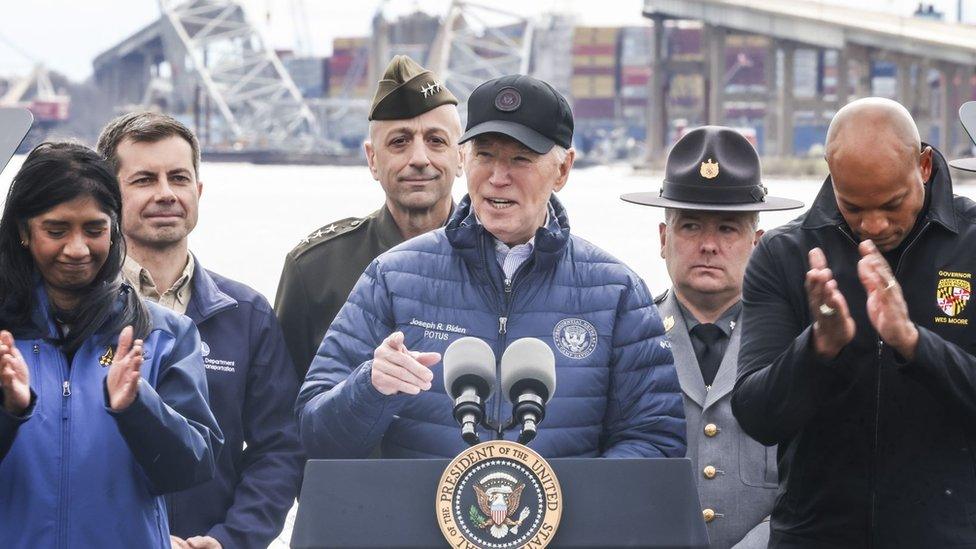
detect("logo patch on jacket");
top-left (936, 271), bottom-right (971, 325)
top-left (99, 346), bottom-right (114, 367)
top-left (553, 318), bottom-right (597, 359)
top-left (662, 315), bottom-right (675, 332)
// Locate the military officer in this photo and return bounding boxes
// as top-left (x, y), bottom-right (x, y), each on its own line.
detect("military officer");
top-left (275, 55), bottom-right (462, 378)
top-left (621, 126), bottom-right (803, 548)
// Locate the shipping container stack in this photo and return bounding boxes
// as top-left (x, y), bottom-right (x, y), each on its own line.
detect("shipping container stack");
top-left (330, 37), bottom-right (370, 99)
top-left (723, 35), bottom-right (768, 125)
top-left (619, 26), bottom-right (653, 140)
top-left (284, 57), bottom-right (328, 99)
top-left (570, 26), bottom-right (620, 127)
top-left (667, 23), bottom-right (705, 113)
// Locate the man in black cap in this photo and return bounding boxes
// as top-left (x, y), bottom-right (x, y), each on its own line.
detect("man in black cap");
top-left (622, 126), bottom-right (802, 548)
top-left (296, 74), bottom-right (686, 460)
top-left (275, 55), bottom-right (461, 378)
top-left (732, 97), bottom-right (976, 547)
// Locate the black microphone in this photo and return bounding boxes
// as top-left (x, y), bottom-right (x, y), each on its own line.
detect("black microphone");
top-left (501, 338), bottom-right (556, 445)
top-left (442, 337), bottom-right (496, 446)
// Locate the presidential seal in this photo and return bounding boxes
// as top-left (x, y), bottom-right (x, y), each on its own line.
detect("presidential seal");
top-left (494, 87), bottom-right (522, 112)
top-left (553, 318), bottom-right (598, 360)
top-left (436, 440), bottom-right (562, 549)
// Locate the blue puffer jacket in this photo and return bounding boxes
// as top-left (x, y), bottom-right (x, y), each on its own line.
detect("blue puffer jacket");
top-left (298, 195), bottom-right (686, 459)
top-left (0, 284), bottom-right (223, 549)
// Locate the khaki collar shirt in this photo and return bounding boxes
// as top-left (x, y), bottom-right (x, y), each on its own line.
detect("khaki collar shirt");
top-left (122, 253), bottom-right (195, 315)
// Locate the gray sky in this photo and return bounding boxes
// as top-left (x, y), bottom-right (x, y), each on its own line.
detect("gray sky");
top-left (0, 0), bottom-right (970, 81)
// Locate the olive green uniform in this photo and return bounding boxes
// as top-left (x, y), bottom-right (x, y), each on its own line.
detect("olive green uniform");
top-left (274, 205), bottom-right (404, 379)
top-left (276, 53), bottom-right (458, 380)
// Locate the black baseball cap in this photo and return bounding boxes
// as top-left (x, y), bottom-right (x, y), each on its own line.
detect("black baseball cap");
top-left (458, 74), bottom-right (573, 154)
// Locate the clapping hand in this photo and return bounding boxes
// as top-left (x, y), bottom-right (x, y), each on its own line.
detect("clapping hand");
top-left (857, 240), bottom-right (918, 359)
top-left (807, 248), bottom-right (856, 359)
top-left (106, 326), bottom-right (144, 411)
top-left (0, 330), bottom-right (30, 415)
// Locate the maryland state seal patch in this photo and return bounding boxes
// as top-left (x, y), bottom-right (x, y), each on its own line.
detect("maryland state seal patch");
top-left (935, 270), bottom-right (972, 326)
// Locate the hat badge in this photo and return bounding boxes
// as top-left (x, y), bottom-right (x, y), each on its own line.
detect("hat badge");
top-left (700, 158), bottom-right (720, 180)
top-left (420, 81), bottom-right (443, 98)
top-left (494, 87), bottom-right (522, 112)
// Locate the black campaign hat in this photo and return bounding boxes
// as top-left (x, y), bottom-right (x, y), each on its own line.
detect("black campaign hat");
top-left (458, 74), bottom-right (573, 154)
top-left (620, 125), bottom-right (804, 212)
top-left (950, 101), bottom-right (976, 172)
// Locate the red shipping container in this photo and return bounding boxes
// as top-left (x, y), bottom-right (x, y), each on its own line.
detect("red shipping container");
top-left (29, 100), bottom-right (69, 122)
top-left (621, 68), bottom-right (650, 87)
top-left (572, 44), bottom-right (616, 56)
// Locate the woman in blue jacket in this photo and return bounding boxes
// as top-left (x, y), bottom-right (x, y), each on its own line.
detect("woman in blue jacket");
top-left (0, 142), bottom-right (222, 548)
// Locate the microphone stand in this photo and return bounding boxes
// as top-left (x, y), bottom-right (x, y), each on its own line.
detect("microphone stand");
top-left (472, 398), bottom-right (544, 445)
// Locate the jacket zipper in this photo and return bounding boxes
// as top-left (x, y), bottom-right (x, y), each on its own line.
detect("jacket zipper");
top-left (497, 264), bottom-right (533, 431)
top-left (871, 222), bottom-right (928, 544)
top-left (57, 348), bottom-right (72, 549)
top-left (837, 222), bottom-right (929, 545)
top-left (479, 232), bottom-right (533, 434)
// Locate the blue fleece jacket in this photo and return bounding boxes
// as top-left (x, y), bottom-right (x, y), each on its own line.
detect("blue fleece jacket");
top-left (0, 284), bottom-right (222, 549)
top-left (166, 259), bottom-right (304, 549)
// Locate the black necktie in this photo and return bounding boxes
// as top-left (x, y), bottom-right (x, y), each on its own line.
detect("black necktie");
top-left (691, 323), bottom-right (725, 386)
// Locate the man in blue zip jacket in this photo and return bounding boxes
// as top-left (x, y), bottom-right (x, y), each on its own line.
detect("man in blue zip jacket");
top-left (297, 75), bottom-right (686, 460)
top-left (98, 113), bottom-right (304, 549)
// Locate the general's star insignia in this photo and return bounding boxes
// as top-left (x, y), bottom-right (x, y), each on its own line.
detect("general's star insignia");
top-left (420, 81), bottom-right (442, 98)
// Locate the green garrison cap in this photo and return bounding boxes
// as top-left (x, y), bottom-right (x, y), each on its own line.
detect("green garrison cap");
top-left (368, 55), bottom-right (458, 121)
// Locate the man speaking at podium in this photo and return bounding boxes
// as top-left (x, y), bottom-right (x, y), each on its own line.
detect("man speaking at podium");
top-left (297, 74), bottom-right (686, 460)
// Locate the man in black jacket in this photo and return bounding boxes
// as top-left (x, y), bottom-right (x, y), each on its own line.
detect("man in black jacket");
top-left (732, 97), bottom-right (976, 547)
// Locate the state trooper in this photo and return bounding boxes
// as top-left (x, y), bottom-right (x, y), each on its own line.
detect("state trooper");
top-left (275, 55), bottom-right (461, 378)
top-left (622, 126), bottom-right (803, 548)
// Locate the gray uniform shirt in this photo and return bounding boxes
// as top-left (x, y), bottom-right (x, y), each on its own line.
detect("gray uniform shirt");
top-left (657, 291), bottom-right (776, 549)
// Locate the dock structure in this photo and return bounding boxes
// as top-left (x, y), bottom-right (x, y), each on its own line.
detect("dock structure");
top-left (643, 0), bottom-right (976, 161)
